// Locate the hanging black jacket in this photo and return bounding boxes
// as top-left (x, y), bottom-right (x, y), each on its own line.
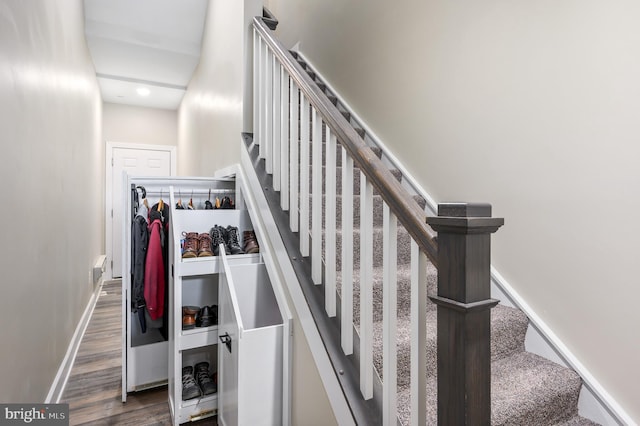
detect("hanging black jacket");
top-left (131, 204), bottom-right (149, 315)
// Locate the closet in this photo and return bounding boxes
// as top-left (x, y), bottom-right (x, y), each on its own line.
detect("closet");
top-left (122, 173), bottom-right (289, 425)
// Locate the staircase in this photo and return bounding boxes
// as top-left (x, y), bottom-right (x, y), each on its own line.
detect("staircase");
top-left (251, 17), bottom-right (601, 425)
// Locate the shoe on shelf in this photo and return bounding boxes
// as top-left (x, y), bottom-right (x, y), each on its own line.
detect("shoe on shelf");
top-left (197, 233), bottom-right (214, 257)
top-left (181, 232), bottom-right (199, 258)
top-left (182, 366), bottom-right (202, 400)
top-left (194, 362), bottom-right (217, 395)
top-left (211, 305), bottom-right (218, 326)
top-left (210, 225), bottom-right (230, 256)
top-left (182, 306), bottom-right (199, 330)
top-left (225, 226), bottom-right (245, 255)
top-left (204, 200), bottom-right (214, 210)
top-left (243, 230), bottom-right (260, 254)
top-left (220, 196), bottom-right (234, 209)
top-left (196, 305), bottom-right (214, 328)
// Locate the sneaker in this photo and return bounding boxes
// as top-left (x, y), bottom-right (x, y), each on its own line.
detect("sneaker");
top-left (194, 362), bottom-right (217, 395)
top-left (220, 196), bottom-right (234, 209)
top-left (196, 305), bottom-right (214, 328)
top-left (197, 233), bottom-right (213, 257)
top-left (243, 230), bottom-right (260, 254)
top-left (210, 225), bottom-right (230, 256)
top-left (182, 366), bottom-right (201, 400)
top-left (182, 232), bottom-right (199, 258)
top-left (182, 306), bottom-right (199, 330)
top-left (225, 226), bottom-right (245, 255)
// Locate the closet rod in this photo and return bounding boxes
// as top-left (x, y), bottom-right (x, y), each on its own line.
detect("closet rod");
top-left (141, 189), bottom-right (236, 196)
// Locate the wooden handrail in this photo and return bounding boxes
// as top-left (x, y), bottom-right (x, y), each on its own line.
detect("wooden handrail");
top-left (253, 17), bottom-right (438, 264)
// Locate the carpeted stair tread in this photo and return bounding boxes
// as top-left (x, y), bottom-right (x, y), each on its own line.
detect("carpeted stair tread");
top-left (370, 304), bottom-right (528, 389)
top-left (491, 352), bottom-right (583, 425)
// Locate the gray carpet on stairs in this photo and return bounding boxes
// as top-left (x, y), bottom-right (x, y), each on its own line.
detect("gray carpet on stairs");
top-left (294, 131), bottom-right (599, 424)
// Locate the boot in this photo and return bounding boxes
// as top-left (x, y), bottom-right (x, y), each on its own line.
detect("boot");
top-left (220, 196), bottom-right (234, 209)
top-left (210, 225), bottom-right (230, 255)
top-left (243, 230), bottom-right (259, 254)
top-left (196, 305), bottom-right (214, 328)
top-left (197, 233), bottom-right (213, 257)
top-left (182, 366), bottom-right (201, 400)
top-left (225, 226), bottom-right (244, 255)
top-left (181, 232), bottom-right (199, 258)
top-left (194, 362), bottom-right (217, 395)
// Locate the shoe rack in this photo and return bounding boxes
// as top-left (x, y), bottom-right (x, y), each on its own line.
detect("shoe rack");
top-left (167, 179), bottom-right (275, 425)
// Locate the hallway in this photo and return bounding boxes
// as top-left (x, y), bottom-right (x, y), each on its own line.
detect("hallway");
top-left (60, 280), bottom-right (213, 425)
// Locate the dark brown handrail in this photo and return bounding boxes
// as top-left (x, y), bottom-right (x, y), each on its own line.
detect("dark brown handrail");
top-left (253, 17), bottom-right (438, 265)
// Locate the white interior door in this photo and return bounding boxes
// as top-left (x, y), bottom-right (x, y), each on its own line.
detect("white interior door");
top-left (108, 145), bottom-right (174, 279)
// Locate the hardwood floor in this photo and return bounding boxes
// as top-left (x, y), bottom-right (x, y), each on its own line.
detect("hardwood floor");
top-left (61, 280), bottom-right (215, 425)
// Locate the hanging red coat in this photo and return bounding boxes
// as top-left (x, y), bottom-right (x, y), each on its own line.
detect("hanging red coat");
top-left (144, 218), bottom-right (165, 320)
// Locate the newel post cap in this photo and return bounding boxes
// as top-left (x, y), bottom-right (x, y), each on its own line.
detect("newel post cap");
top-left (426, 202), bottom-right (504, 234)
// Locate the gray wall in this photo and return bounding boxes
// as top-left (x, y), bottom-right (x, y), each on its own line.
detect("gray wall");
top-left (0, 0), bottom-right (103, 402)
top-left (103, 103), bottom-right (177, 147)
top-left (267, 0), bottom-right (639, 421)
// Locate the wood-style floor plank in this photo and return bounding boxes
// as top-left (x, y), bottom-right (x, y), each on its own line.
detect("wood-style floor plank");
top-left (61, 280), bottom-right (215, 425)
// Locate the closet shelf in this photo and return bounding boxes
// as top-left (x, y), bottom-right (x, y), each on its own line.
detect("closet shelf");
top-left (177, 253), bottom-right (262, 277)
top-left (179, 326), bottom-right (220, 351)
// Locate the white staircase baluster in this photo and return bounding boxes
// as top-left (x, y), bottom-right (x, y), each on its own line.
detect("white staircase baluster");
top-left (341, 148), bottom-right (354, 355)
top-left (299, 93), bottom-right (310, 257)
top-left (258, 36), bottom-right (266, 158)
top-left (289, 81), bottom-right (299, 232)
top-left (360, 173), bottom-right (373, 400)
top-left (252, 29), bottom-right (258, 142)
top-left (272, 57), bottom-right (281, 187)
top-left (311, 107), bottom-right (323, 285)
top-left (265, 47), bottom-right (273, 173)
top-left (280, 66), bottom-right (289, 211)
top-left (382, 204), bottom-right (398, 426)
top-left (410, 241), bottom-right (427, 426)
top-left (324, 128), bottom-right (337, 317)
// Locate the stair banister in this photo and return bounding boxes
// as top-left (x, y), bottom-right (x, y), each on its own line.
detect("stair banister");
top-left (253, 16), bottom-right (505, 426)
top-left (252, 17), bottom-right (437, 263)
top-left (427, 203), bottom-right (504, 425)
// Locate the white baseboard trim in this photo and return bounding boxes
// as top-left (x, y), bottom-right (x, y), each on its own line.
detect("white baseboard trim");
top-left (45, 279), bottom-right (105, 403)
top-left (295, 48), bottom-right (634, 426)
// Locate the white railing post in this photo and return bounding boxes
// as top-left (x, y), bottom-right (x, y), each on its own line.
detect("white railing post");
top-left (311, 107), bottom-right (323, 285)
top-left (253, 29), bottom-right (259, 141)
top-left (272, 57), bottom-right (281, 188)
top-left (410, 241), bottom-right (427, 426)
top-left (382, 204), bottom-right (398, 426)
top-left (258, 36), bottom-right (266, 157)
top-left (265, 47), bottom-right (274, 174)
top-left (280, 67), bottom-right (289, 211)
top-left (289, 82), bottom-right (299, 233)
top-left (299, 94), bottom-right (310, 257)
top-left (360, 173), bottom-right (373, 400)
top-left (324, 129), bottom-right (337, 317)
top-left (341, 148), bottom-right (354, 355)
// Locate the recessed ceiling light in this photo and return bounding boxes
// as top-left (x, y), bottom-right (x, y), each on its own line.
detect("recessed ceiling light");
top-left (136, 87), bottom-right (150, 97)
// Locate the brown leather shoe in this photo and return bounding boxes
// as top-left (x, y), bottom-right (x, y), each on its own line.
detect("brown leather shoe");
top-left (182, 232), bottom-right (199, 258)
top-left (182, 306), bottom-right (199, 330)
top-left (198, 233), bottom-right (213, 257)
top-left (243, 230), bottom-right (259, 254)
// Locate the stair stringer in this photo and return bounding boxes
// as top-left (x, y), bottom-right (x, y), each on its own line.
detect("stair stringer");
top-left (236, 137), bottom-right (357, 426)
top-left (292, 50), bottom-right (633, 426)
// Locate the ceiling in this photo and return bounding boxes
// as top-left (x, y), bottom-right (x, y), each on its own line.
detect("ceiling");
top-left (84, 0), bottom-right (209, 110)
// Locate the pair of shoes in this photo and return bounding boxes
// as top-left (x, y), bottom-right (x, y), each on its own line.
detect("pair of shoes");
top-left (196, 305), bottom-right (218, 327)
top-left (210, 225), bottom-right (245, 255)
top-left (243, 230), bottom-right (260, 254)
top-left (181, 362), bottom-right (217, 401)
top-left (182, 306), bottom-right (200, 330)
top-left (182, 232), bottom-right (214, 258)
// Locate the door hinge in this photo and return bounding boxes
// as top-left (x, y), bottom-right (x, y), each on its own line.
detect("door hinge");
top-left (111, 209), bottom-right (113, 218)
top-left (111, 157), bottom-right (114, 166)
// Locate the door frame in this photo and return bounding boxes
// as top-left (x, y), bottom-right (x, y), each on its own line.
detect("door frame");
top-left (105, 141), bottom-right (177, 280)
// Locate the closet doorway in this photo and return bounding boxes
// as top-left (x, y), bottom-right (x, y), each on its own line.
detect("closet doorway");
top-left (106, 142), bottom-right (177, 279)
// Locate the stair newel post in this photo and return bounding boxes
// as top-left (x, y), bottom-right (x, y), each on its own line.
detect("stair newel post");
top-left (426, 203), bottom-right (504, 426)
